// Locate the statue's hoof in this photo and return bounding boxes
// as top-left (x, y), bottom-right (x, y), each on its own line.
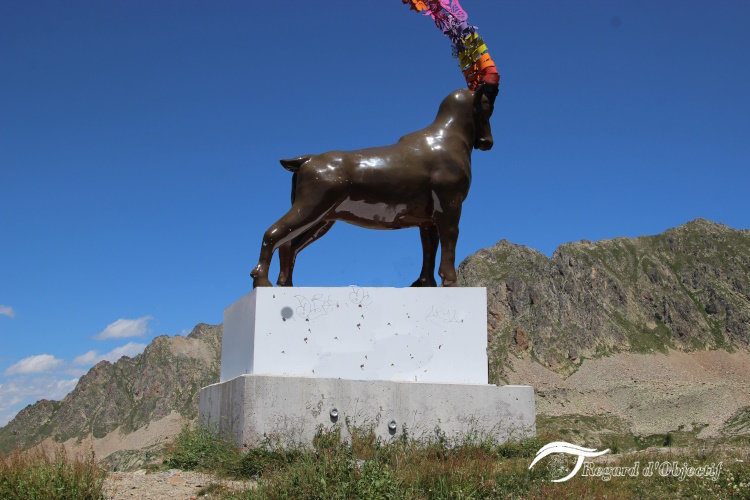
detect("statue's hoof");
top-left (252, 277), bottom-right (273, 288)
top-left (411, 277), bottom-right (437, 287)
top-left (276, 280), bottom-right (293, 287)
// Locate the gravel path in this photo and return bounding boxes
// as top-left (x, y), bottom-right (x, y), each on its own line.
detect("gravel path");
top-left (104, 469), bottom-right (255, 499)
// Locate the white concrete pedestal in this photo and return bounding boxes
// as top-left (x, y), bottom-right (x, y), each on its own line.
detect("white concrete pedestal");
top-left (200, 287), bottom-right (536, 446)
top-left (220, 287), bottom-right (488, 384)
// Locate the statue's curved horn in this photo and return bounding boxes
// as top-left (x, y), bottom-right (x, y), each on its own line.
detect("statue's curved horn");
top-left (474, 83), bottom-right (499, 106)
top-left (482, 83), bottom-right (499, 105)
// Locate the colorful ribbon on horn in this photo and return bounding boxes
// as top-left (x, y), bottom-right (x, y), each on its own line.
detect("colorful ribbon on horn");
top-left (402, 0), bottom-right (499, 90)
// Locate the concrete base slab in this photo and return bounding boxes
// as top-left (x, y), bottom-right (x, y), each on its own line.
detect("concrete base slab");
top-left (199, 375), bottom-right (536, 447)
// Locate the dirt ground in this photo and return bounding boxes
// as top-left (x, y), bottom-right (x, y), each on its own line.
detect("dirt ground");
top-left (104, 469), bottom-right (255, 499)
top-left (506, 349), bottom-right (750, 436)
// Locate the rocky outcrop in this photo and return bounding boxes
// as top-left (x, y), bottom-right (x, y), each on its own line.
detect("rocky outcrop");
top-left (458, 218), bottom-right (750, 378)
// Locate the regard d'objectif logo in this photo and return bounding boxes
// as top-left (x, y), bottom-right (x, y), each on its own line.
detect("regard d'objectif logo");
top-left (529, 441), bottom-right (610, 482)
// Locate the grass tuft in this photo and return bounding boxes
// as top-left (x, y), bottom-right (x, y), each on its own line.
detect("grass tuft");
top-left (0, 445), bottom-right (107, 500)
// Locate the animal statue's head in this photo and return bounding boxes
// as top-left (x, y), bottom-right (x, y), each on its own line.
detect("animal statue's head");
top-left (473, 83), bottom-right (498, 151)
top-left (437, 84), bottom-right (498, 152)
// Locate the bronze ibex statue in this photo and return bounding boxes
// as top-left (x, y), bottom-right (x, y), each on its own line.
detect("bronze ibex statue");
top-left (251, 84), bottom-right (498, 288)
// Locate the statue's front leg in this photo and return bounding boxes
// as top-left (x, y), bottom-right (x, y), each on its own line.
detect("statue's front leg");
top-left (436, 203), bottom-right (462, 287)
top-left (411, 224), bottom-right (438, 287)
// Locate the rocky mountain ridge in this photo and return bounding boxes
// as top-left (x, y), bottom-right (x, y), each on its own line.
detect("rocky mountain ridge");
top-left (0, 323), bottom-right (221, 454)
top-left (458, 218), bottom-right (750, 378)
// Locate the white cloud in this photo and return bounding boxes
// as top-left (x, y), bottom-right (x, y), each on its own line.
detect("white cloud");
top-left (0, 388), bottom-right (23, 412)
top-left (63, 367), bottom-right (88, 378)
top-left (93, 315), bottom-right (153, 340)
top-left (4, 354), bottom-right (64, 376)
top-left (72, 350), bottom-right (98, 366)
top-left (102, 342), bottom-right (147, 362)
top-left (72, 342), bottom-right (147, 367)
top-left (0, 411), bottom-right (17, 427)
top-left (0, 305), bottom-right (15, 318)
top-left (0, 376), bottom-right (78, 426)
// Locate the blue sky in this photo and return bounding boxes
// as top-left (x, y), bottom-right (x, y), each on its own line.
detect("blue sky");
top-left (1, 1), bottom-right (749, 425)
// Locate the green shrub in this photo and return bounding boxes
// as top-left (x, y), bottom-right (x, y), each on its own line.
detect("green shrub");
top-left (165, 424), bottom-right (303, 480)
top-left (229, 447), bottom-right (299, 478)
top-left (354, 459), bottom-right (400, 499)
top-left (165, 424), bottom-right (242, 474)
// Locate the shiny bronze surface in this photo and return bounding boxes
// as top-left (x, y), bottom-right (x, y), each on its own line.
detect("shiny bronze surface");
top-left (251, 84), bottom-right (497, 288)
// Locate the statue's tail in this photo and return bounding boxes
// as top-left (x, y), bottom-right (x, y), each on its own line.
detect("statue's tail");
top-left (279, 155), bottom-right (312, 172)
top-left (280, 156), bottom-right (311, 204)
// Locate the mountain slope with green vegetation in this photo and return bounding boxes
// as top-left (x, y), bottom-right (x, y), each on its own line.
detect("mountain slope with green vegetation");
top-left (458, 218), bottom-right (750, 378)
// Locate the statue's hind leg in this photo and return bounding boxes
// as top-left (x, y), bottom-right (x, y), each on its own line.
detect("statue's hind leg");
top-left (277, 221), bottom-right (335, 286)
top-left (411, 224), bottom-right (438, 287)
top-left (251, 191), bottom-right (338, 288)
top-left (277, 242), bottom-right (294, 286)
